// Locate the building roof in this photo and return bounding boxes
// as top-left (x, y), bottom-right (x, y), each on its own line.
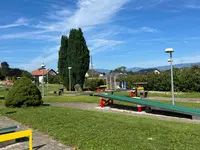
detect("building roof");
top-left (32, 69), bottom-right (56, 76)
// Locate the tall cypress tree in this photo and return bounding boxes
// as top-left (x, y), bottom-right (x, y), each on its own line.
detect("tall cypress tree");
top-left (68, 28), bottom-right (90, 89)
top-left (58, 35), bottom-right (69, 88)
top-left (58, 28), bottom-right (90, 90)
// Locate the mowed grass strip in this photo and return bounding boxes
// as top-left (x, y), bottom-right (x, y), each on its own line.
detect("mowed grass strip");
top-left (0, 106), bottom-right (200, 150)
top-left (148, 92), bottom-right (200, 98)
top-left (114, 91), bottom-right (200, 98)
top-left (43, 96), bottom-right (99, 103)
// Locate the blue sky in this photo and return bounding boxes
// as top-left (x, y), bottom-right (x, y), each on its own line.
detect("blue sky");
top-left (1, 0), bottom-right (200, 71)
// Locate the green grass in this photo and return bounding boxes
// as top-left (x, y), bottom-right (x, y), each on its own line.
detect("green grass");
top-left (38, 84), bottom-right (64, 95)
top-left (113, 91), bottom-right (200, 98)
top-left (148, 92), bottom-right (200, 98)
top-left (1, 106), bottom-right (200, 150)
top-left (38, 84), bottom-right (85, 96)
top-left (43, 96), bottom-right (99, 103)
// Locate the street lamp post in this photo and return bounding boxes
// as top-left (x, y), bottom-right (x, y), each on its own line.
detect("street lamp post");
top-left (165, 48), bottom-right (175, 105)
top-left (68, 67), bottom-right (72, 91)
top-left (47, 68), bottom-right (49, 95)
top-left (41, 63), bottom-right (45, 97)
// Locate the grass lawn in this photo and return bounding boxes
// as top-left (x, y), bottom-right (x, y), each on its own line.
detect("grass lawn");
top-left (0, 106), bottom-right (200, 150)
top-left (38, 84), bottom-right (85, 96)
top-left (38, 84), bottom-right (64, 95)
top-left (114, 91), bottom-right (200, 99)
top-left (43, 96), bottom-right (99, 103)
top-left (148, 92), bottom-right (200, 98)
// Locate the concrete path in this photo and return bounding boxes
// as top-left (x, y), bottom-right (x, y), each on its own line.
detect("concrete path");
top-left (0, 115), bottom-right (73, 150)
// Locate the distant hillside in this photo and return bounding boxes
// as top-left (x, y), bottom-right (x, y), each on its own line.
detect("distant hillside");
top-left (129, 62), bottom-right (200, 72)
top-left (157, 62), bottom-right (200, 70)
top-left (94, 62), bottom-right (200, 73)
top-left (94, 69), bottom-right (110, 73)
top-left (127, 67), bottom-right (143, 72)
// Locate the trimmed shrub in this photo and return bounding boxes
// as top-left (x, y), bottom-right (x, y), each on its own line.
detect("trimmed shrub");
top-left (5, 77), bottom-right (43, 107)
top-left (85, 79), bottom-right (106, 91)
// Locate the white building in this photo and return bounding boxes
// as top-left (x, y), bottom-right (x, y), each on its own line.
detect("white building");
top-left (32, 68), bottom-right (57, 83)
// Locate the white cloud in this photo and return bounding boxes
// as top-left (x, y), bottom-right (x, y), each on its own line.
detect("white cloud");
top-left (125, 26), bottom-right (158, 34)
top-left (46, 9), bottom-right (72, 20)
top-left (18, 0), bottom-right (129, 70)
top-left (0, 17), bottom-right (29, 29)
top-left (137, 27), bottom-right (158, 33)
top-left (89, 39), bottom-right (124, 53)
top-left (35, 0), bottom-right (129, 33)
top-left (129, 0), bottom-right (170, 10)
top-left (0, 30), bottom-right (60, 42)
top-left (19, 46), bottom-right (59, 70)
top-left (184, 5), bottom-right (200, 9)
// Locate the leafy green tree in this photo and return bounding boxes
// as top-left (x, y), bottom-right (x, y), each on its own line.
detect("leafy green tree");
top-left (7, 68), bottom-right (32, 79)
top-left (44, 75), bottom-right (61, 84)
top-left (0, 69), bottom-right (5, 80)
top-left (113, 66), bottom-right (126, 73)
top-left (1, 61), bottom-right (9, 76)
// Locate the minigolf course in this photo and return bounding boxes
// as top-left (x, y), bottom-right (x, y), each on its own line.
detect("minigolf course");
top-left (94, 93), bottom-right (200, 120)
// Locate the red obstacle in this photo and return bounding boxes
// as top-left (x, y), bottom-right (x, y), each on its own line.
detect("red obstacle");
top-left (137, 105), bottom-right (142, 112)
top-left (97, 88), bottom-right (101, 93)
top-left (99, 97), bottom-right (113, 108)
top-left (129, 90), bottom-right (136, 98)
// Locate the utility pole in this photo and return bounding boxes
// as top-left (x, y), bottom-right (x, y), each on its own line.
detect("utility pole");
top-left (47, 68), bottom-right (48, 95)
top-left (41, 63), bottom-right (45, 97)
top-left (91, 55), bottom-right (94, 79)
top-left (68, 67), bottom-right (72, 91)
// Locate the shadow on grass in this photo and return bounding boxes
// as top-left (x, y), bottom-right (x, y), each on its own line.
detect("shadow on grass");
top-left (109, 103), bottom-right (191, 119)
top-left (5, 111), bottom-right (17, 114)
top-left (40, 104), bottom-right (51, 107)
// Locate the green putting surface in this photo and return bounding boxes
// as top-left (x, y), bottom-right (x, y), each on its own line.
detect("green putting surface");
top-left (95, 93), bottom-right (200, 116)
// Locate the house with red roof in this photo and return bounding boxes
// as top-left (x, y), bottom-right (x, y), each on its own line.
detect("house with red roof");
top-left (32, 68), bottom-right (57, 83)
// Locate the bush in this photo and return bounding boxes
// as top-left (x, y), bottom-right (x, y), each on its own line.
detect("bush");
top-left (85, 79), bottom-right (106, 91)
top-left (5, 77), bottom-right (43, 107)
top-left (44, 75), bottom-right (61, 84)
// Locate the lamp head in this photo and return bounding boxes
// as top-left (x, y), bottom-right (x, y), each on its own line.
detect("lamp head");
top-left (165, 48), bottom-right (174, 53)
top-left (168, 59), bottom-right (173, 62)
top-left (68, 67), bottom-right (72, 69)
top-left (41, 63), bottom-right (45, 68)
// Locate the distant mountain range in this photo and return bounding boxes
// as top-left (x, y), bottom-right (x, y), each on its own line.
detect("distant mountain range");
top-left (156, 62), bottom-right (200, 70)
top-left (95, 69), bottom-right (110, 73)
top-left (95, 62), bottom-right (200, 73)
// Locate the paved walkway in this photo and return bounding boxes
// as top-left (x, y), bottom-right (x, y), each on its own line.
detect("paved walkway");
top-left (0, 115), bottom-right (73, 150)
